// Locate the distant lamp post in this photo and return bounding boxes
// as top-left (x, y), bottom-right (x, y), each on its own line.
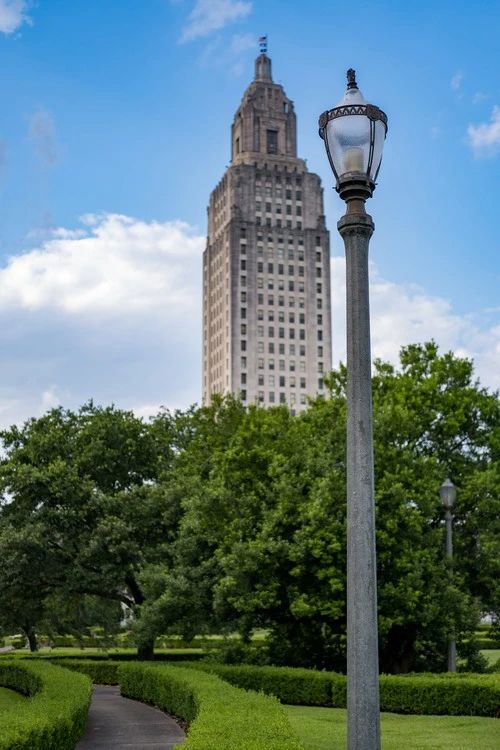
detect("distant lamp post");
top-left (439, 477), bottom-right (457, 672)
top-left (319, 70), bottom-right (387, 750)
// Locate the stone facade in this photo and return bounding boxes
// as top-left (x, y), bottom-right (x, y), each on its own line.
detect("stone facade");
top-left (203, 53), bottom-right (332, 412)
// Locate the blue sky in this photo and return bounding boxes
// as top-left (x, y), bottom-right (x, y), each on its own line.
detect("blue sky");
top-left (0, 0), bottom-right (499, 426)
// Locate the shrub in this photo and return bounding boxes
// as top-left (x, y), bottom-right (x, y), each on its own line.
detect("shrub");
top-left (180, 662), bottom-right (500, 718)
top-left (0, 660), bottom-right (92, 749)
top-left (54, 659), bottom-right (120, 684)
top-left (119, 663), bottom-right (303, 749)
top-left (185, 662), bottom-right (337, 706)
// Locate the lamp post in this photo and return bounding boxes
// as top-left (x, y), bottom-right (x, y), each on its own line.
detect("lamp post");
top-left (319, 70), bottom-right (387, 750)
top-left (439, 477), bottom-right (457, 672)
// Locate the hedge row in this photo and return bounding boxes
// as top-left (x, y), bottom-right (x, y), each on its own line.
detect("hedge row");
top-left (0, 660), bottom-right (92, 749)
top-left (119, 663), bottom-right (303, 750)
top-left (182, 662), bottom-right (500, 718)
top-left (51, 659), bottom-right (120, 685)
top-left (13, 650), bottom-right (205, 662)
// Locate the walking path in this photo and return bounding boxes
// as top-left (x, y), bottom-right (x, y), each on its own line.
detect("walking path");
top-left (76, 685), bottom-right (186, 749)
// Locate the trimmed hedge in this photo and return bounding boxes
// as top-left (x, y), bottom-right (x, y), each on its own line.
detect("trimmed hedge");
top-left (53, 659), bottom-right (120, 685)
top-left (118, 663), bottom-right (303, 749)
top-left (182, 662), bottom-right (500, 718)
top-left (12, 650), bottom-right (205, 662)
top-left (0, 660), bottom-right (92, 749)
top-left (183, 662), bottom-right (338, 706)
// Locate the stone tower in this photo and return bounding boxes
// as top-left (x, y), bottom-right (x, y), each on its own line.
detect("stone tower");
top-left (202, 52), bottom-right (332, 411)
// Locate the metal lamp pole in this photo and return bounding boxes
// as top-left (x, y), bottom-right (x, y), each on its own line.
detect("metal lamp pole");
top-left (319, 70), bottom-right (388, 750)
top-left (440, 477), bottom-right (457, 672)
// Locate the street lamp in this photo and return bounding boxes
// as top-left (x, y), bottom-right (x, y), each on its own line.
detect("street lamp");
top-left (439, 477), bottom-right (457, 672)
top-left (319, 69), bottom-right (387, 750)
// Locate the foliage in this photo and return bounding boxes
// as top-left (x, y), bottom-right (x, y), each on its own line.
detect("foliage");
top-left (0, 660), bottom-right (91, 749)
top-left (179, 662), bottom-right (500, 718)
top-left (118, 662), bottom-right (303, 750)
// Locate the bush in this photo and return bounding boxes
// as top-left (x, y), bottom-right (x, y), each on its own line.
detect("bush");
top-left (0, 660), bottom-right (92, 749)
top-left (54, 659), bottom-right (120, 684)
top-left (13, 649), bottom-right (205, 662)
top-left (379, 673), bottom-right (500, 717)
top-left (180, 662), bottom-right (500, 718)
top-left (185, 662), bottom-right (337, 706)
top-left (118, 663), bottom-right (303, 749)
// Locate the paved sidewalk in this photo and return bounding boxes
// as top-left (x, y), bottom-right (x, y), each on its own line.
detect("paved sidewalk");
top-left (76, 685), bottom-right (186, 749)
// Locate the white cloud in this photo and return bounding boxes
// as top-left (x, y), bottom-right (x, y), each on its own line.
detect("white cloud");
top-left (0, 0), bottom-right (31, 34)
top-left (27, 110), bottom-right (60, 169)
top-left (451, 70), bottom-right (463, 91)
top-left (229, 32), bottom-right (255, 55)
top-left (0, 213), bottom-right (204, 428)
top-left (472, 91), bottom-right (488, 105)
top-left (331, 257), bottom-right (500, 391)
top-left (467, 105), bottom-right (500, 157)
top-left (180, 0), bottom-right (252, 43)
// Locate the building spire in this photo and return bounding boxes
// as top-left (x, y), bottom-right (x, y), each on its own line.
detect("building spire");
top-left (255, 35), bottom-right (272, 81)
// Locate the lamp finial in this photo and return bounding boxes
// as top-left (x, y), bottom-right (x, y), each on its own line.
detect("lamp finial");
top-left (347, 69), bottom-right (357, 90)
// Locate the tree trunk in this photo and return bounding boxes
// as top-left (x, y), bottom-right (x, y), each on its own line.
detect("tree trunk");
top-left (137, 640), bottom-right (154, 661)
top-left (24, 627), bottom-right (39, 652)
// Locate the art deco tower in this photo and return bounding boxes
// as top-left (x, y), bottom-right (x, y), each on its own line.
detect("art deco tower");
top-left (203, 52), bottom-right (332, 411)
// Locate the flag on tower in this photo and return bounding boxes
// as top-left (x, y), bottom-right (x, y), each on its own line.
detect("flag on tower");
top-left (259, 35), bottom-right (267, 53)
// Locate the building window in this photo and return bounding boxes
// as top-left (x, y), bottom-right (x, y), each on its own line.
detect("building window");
top-left (268, 294), bottom-right (274, 305)
top-left (258, 341), bottom-right (264, 352)
top-left (278, 248), bottom-right (284, 259)
top-left (279, 295), bottom-right (285, 306)
top-left (235, 137), bottom-right (240, 154)
top-left (241, 340), bottom-right (247, 351)
top-left (241, 292), bottom-right (246, 302)
top-left (258, 309), bottom-right (264, 320)
top-left (241, 356), bottom-right (247, 368)
top-left (269, 391), bottom-right (275, 403)
top-left (258, 358), bottom-right (264, 369)
top-left (258, 374), bottom-right (264, 386)
top-left (269, 342), bottom-right (275, 353)
top-left (241, 307), bottom-right (247, 319)
top-left (278, 264), bottom-right (284, 275)
top-left (290, 345), bottom-right (295, 356)
top-left (269, 310), bottom-right (275, 321)
top-left (317, 283), bottom-right (322, 294)
top-left (286, 189), bottom-right (292, 199)
top-left (298, 266), bottom-right (304, 277)
top-left (241, 324), bottom-right (247, 335)
top-left (268, 262), bottom-right (274, 274)
top-left (299, 296), bottom-right (305, 308)
top-left (269, 359), bottom-right (275, 370)
top-left (300, 377), bottom-right (306, 388)
top-left (241, 228), bottom-right (246, 238)
top-left (241, 373), bottom-right (247, 384)
top-left (280, 392), bottom-right (286, 404)
top-left (300, 361), bottom-right (306, 372)
top-left (300, 345), bottom-right (306, 356)
top-left (317, 314), bottom-right (323, 325)
top-left (318, 330), bottom-right (323, 341)
top-left (269, 326), bottom-right (275, 337)
top-left (316, 267), bottom-right (322, 277)
top-left (290, 393), bottom-right (296, 405)
top-left (290, 360), bottom-right (296, 371)
top-left (268, 279), bottom-right (274, 290)
top-left (258, 261), bottom-right (263, 273)
top-left (241, 390), bottom-right (247, 401)
top-left (241, 276), bottom-right (246, 286)
top-left (300, 394), bottom-right (306, 405)
top-left (289, 296), bottom-right (295, 307)
top-left (289, 312), bottom-right (295, 323)
top-left (289, 328), bottom-right (295, 339)
top-left (299, 313), bottom-right (305, 325)
top-left (258, 278), bottom-right (264, 289)
top-left (269, 375), bottom-right (275, 387)
top-left (316, 251), bottom-right (321, 263)
top-left (296, 206), bottom-right (302, 216)
top-left (286, 205), bottom-right (292, 215)
top-left (290, 376), bottom-right (296, 387)
top-left (318, 346), bottom-right (323, 357)
top-left (280, 376), bottom-right (286, 387)
top-left (299, 329), bottom-right (305, 340)
top-left (318, 378), bottom-right (324, 390)
top-left (240, 243), bottom-right (246, 254)
top-left (258, 293), bottom-right (264, 304)
top-left (279, 343), bottom-right (285, 354)
top-left (317, 298), bottom-right (323, 309)
top-left (258, 325), bottom-right (264, 336)
top-left (259, 391), bottom-right (264, 402)
top-left (286, 220), bottom-right (292, 228)
top-left (267, 130), bottom-right (278, 154)
top-left (279, 327), bottom-right (285, 339)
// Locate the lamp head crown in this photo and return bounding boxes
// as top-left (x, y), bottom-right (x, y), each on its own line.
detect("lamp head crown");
top-left (347, 68), bottom-right (358, 90)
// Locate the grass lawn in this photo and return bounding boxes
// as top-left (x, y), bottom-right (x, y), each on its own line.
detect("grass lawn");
top-left (285, 706), bottom-right (500, 750)
top-left (0, 687), bottom-right (26, 712)
top-left (481, 649), bottom-right (500, 667)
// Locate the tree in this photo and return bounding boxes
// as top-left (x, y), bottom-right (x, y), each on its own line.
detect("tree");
top-left (0, 402), bottom-right (183, 658)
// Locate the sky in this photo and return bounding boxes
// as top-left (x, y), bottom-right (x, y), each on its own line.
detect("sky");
top-left (0, 0), bottom-right (500, 427)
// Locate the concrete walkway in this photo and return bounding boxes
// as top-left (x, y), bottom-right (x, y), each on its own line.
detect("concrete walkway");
top-left (76, 685), bottom-right (186, 749)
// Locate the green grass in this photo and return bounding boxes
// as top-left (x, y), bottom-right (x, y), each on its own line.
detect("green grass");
top-left (481, 649), bottom-right (500, 666)
top-left (0, 686), bottom-right (26, 711)
top-left (285, 705), bottom-right (500, 750)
